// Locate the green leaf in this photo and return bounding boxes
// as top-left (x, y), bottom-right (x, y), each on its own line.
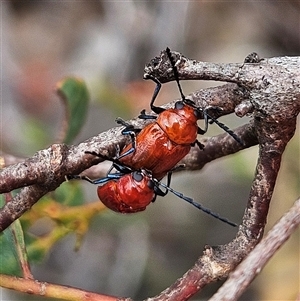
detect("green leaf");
top-left (10, 219), bottom-right (33, 278)
top-left (0, 194), bottom-right (4, 207)
top-left (0, 196), bottom-right (20, 274)
top-left (56, 77), bottom-right (90, 144)
top-left (0, 230), bottom-right (22, 276)
top-left (0, 195), bottom-right (32, 276)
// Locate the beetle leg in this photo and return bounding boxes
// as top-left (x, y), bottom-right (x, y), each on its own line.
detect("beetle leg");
top-left (115, 117), bottom-right (142, 159)
top-left (144, 74), bottom-right (165, 114)
top-left (194, 140), bottom-right (205, 150)
top-left (116, 117), bottom-right (141, 135)
top-left (196, 109), bottom-right (210, 135)
top-left (152, 171), bottom-right (173, 197)
top-left (138, 109), bottom-right (157, 120)
top-left (67, 172), bottom-right (124, 185)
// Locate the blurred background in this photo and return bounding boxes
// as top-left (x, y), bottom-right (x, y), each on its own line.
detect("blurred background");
top-left (1, 1), bottom-right (299, 300)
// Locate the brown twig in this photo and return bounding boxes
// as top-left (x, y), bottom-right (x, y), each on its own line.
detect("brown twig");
top-left (0, 274), bottom-right (131, 301)
top-left (208, 197), bottom-right (300, 301)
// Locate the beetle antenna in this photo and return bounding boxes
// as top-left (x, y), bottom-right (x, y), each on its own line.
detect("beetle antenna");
top-left (204, 112), bottom-right (243, 145)
top-left (157, 180), bottom-right (237, 227)
top-left (166, 48), bottom-right (243, 145)
top-left (166, 47), bottom-right (186, 102)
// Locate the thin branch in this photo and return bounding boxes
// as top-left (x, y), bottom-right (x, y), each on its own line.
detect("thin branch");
top-left (0, 274), bottom-right (130, 301)
top-left (209, 196), bottom-right (300, 301)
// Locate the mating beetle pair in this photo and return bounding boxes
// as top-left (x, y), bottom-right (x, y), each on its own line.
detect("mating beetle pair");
top-left (70, 48), bottom-right (241, 227)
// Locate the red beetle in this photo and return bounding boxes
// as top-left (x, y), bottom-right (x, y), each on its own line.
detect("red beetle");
top-left (69, 158), bottom-right (159, 213)
top-left (116, 48), bottom-right (241, 180)
top-left (70, 156), bottom-right (237, 226)
top-left (96, 170), bottom-right (156, 213)
top-left (117, 102), bottom-right (201, 180)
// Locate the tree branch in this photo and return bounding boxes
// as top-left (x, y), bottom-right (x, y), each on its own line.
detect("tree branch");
top-left (0, 274), bottom-right (130, 301)
top-left (145, 49), bottom-right (300, 121)
top-left (209, 196), bottom-right (300, 301)
top-left (142, 50), bottom-right (299, 300)
top-left (145, 115), bottom-right (296, 301)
